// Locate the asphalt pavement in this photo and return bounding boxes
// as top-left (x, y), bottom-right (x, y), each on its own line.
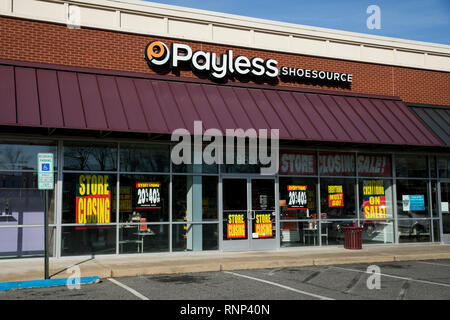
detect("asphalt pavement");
top-left (2, 259), bottom-right (450, 301)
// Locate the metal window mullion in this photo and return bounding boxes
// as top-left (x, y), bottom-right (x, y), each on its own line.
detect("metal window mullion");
top-left (437, 181), bottom-right (443, 243)
top-left (169, 156), bottom-right (173, 253)
top-left (392, 154), bottom-right (398, 244)
top-left (116, 142), bottom-right (120, 255)
top-left (218, 175), bottom-right (223, 251)
top-left (55, 140), bottom-right (64, 258)
top-left (315, 151), bottom-right (320, 246)
top-left (275, 174), bottom-right (280, 249)
top-left (428, 168), bottom-right (434, 242)
top-left (355, 151), bottom-right (360, 228)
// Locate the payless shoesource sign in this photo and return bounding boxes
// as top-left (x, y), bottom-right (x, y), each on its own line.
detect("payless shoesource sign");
top-left (145, 41), bottom-right (353, 84)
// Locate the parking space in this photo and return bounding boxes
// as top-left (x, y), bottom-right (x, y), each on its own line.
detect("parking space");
top-left (1, 259), bottom-right (450, 301)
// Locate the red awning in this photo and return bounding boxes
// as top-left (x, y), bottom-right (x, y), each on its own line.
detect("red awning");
top-left (0, 59), bottom-right (443, 147)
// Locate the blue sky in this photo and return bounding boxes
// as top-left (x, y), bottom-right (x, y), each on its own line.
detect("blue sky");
top-left (144, 0), bottom-right (450, 45)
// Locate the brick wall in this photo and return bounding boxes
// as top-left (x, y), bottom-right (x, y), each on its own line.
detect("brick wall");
top-left (1, 17), bottom-right (449, 106)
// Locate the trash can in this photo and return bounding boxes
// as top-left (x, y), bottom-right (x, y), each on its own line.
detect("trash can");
top-left (342, 227), bottom-right (363, 250)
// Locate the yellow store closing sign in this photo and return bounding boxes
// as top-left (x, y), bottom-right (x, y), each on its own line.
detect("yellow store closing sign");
top-left (226, 213), bottom-right (246, 239)
top-left (254, 213), bottom-right (273, 238)
top-left (76, 174), bottom-right (111, 224)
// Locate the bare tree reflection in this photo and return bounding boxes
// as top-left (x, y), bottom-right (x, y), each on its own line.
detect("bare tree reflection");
top-left (65, 145), bottom-right (116, 171)
top-left (0, 146), bottom-right (32, 170)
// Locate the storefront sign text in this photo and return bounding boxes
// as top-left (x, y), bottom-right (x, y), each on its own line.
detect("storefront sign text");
top-left (76, 174), bottom-right (111, 224)
top-left (226, 213), bottom-right (246, 239)
top-left (254, 213), bottom-right (273, 238)
top-left (279, 152), bottom-right (316, 175)
top-left (328, 185), bottom-right (344, 207)
top-left (135, 182), bottom-right (161, 209)
top-left (362, 180), bottom-right (386, 219)
top-left (145, 41), bottom-right (353, 83)
top-left (287, 185), bottom-right (308, 209)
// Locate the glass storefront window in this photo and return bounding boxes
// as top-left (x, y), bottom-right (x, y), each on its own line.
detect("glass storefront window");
top-left (398, 219), bottom-right (431, 243)
top-left (361, 220), bottom-right (394, 244)
top-left (62, 173), bottom-right (117, 224)
top-left (395, 154), bottom-right (428, 178)
top-left (433, 220), bottom-right (440, 243)
top-left (323, 220), bottom-right (357, 246)
top-left (119, 224), bottom-right (169, 254)
top-left (172, 176), bottom-right (218, 222)
top-left (279, 151), bottom-right (317, 175)
top-left (318, 152), bottom-right (355, 176)
top-left (172, 144), bottom-right (218, 174)
top-left (438, 157), bottom-right (450, 178)
top-left (119, 174), bottom-right (169, 223)
top-left (64, 142), bottom-right (117, 171)
top-left (396, 180), bottom-right (430, 218)
top-left (279, 178), bottom-right (317, 220)
top-left (0, 142), bottom-right (57, 171)
top-left (220, 144), bottom-right (265, 174)
top-left (172, 223), bottom-right (218, 252)
top-left (359, 179), bottom-right (394, 220)
top-left (320, 178), bottom-right (356, 219)
top-left (61, 226), bottom-right (116, 256)
top-left (357, 153), bottom-right (392, 177)
top-left (280, 221), bottom-right (320, 247)
top-left (120, 143), bottom-right (169, 173)
top-left (430, 156), bottom-right (436, 178)
top-left (0, 172), bottom-right (57, 225)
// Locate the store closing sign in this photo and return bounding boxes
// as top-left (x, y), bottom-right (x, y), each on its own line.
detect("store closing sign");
top-left (254, 212), bottom-right (273, 238)
top-left (280, 152), bottom-right (391, 177)
top-left (279, 152), bottom-right (316, 175)
top-left (76, 174), bottom-right (111, 224)
top-left (319, 153), bottom-right (355, 175)
top-left (135, 182), bottom-right (161, 209)
top-left (226, 213), bottom-right (246, 239)
top-left (362, 180), bottom-right (386, 219)
top-left (357, 154), bottom-right (391, 176)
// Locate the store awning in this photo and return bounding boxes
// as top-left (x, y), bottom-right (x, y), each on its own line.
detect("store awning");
top-left (0, 59), bottom-right (443, 147)
top-left (409, 104), bottom-right (450, 147)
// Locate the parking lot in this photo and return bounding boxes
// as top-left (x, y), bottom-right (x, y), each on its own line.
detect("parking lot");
top-left (1, 259), bottom-right (450, 302)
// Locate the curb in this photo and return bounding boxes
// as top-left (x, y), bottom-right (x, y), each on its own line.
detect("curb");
top-left (0, 277), bottom-right (100, 291)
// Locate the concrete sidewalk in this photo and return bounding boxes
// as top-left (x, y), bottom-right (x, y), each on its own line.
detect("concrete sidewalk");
top-left (1, 244), bottom-right (450, 282)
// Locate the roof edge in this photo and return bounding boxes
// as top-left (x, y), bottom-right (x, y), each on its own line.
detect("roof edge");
top-left (0, 58), bottom-right (403, 102)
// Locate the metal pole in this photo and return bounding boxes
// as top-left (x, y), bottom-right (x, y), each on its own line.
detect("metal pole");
top-left (44, 190), bottom-right (49, 280)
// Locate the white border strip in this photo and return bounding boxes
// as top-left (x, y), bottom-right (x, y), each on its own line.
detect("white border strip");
top-left (329, 266), bottom-right (450, 288)
top-left (108, 278), bottom-right (150, 300)
top-left (224, 271), bottom-right (334, 300)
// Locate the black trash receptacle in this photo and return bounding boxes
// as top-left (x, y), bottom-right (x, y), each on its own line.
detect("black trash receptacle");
top-left (342, 227), bottom-right (363, 250)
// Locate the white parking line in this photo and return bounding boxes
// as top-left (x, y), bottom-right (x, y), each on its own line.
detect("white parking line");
top-left (329, 266), bottom-right (450, 288)
top-left (224, 271), bottom-right (335, 300)
top-left (418, 261), bottom-right (450, 268)
top-left (108, 278), bottom-right (149, 300)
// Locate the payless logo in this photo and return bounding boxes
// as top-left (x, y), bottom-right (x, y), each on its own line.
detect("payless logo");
top-left (144, 41), bottom-right (279, 81)
top-left (145, 41), bottom-right (171, 66)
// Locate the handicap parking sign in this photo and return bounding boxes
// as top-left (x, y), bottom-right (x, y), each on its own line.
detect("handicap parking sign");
top-left (38, 153), bottom-right (54, 190)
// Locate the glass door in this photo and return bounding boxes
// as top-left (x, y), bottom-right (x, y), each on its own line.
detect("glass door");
top-left (249, 178), bottom-right (277, 250)
top-left (222, 178), bottom-right (249, 252)
top-left (441, 182), bottom-right (450, 243)
top-left (221, 178), bottom-right (277, 252)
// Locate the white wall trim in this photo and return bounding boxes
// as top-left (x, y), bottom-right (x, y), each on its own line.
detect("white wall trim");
top-left (1, 0), bottom-right (449, 72)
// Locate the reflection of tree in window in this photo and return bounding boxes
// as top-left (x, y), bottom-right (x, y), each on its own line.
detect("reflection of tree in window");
top-left (0, 146), bottom-right (31, 170)
top-left (121, 146), bottom-right (168, 172)
top-left (65, 145), bottom-right (116, 171)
